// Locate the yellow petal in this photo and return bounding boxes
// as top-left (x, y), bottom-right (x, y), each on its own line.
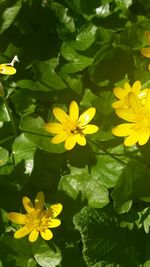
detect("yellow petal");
top-left (124, 82), bottom-right (131, 92)
top-left (148, 63), bottom-right (150, 71)
top-left (29, 229), bottom-right (39, 242)
top-left (141, 47), bottom-right (150, 58)
top-left (112, 100), bottom-right (126, 109)
top-left (47, 203), bottom-right (63, 218)
top-left (78, 107), bottom-right (96, 126)
top-left (115, 109), bottom-right (138, 122)
top-left (132, 80), bottom-right (141, 94)
top-left (128, 93), bottom-right (142, 113)
top-left (45, 123), bottom-right (63, 134)
top-left (22, 196), bottom-right (34, 213)
top-left (14, 226), bottom-right (31, 239)
top-left (139, 88), bottom-right (148, 100)
top-left (83, 124), bottom-right (99, 134)
top-left (0, 64), bottom-right (16, 75)
top-left (8, 212), bottom-right (26, 224)
top-left (48, 219), bottom-right (61, 228)
top-left (76, 134), bottom-right (86, 146)
top-left (112, 123), bottom-right (134, 137)
top-left (145, 90), bottom-right (150, 113)
top-left (65, 135), bottom-right (77, 150)
top-left (53, 107), bottom-right (69, 123)
top-left (124, 132), bottom-right (139, 146)
top-left (40, 229), bottom-right (53, 240)
top-left (113, 87), bottom-right (127, 99)
top-left (51, 132), bottom-right (68, 144)
top-left (69, 101), bottom-right (79, 122)
top-left (35, 191), bottom-right (44, 210)
top-left (138, 128), bottom-right (150, 145)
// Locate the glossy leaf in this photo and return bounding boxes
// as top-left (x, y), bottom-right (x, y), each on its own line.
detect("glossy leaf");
top-left (59, 167), bottom-right (109, 208)
top-left (20, 116), bottom-right (65, 153)
top-left (0, 147), bottom-right (9, 167)
top-left (0, 0), bottom-right (22, 33)
top-left (33, 239), bottom-right (62, 267)
top-left (12, 133), bottom-right (36, 174)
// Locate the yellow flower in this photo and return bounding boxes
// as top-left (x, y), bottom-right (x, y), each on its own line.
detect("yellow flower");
top-left (8, 192), bottom-right (62, 242)
top-left (0, 55), bottom-right (19, 75)
top-left (112, 91), bottom-right (150, 146)
top-left (45, 101), bottom-right (99, 150)
top-left (141, 31), bottom-right (150, 71)
top-left (112, 81), bottom-right (148, 109)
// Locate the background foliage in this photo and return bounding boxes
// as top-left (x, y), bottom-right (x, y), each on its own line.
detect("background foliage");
top-left (1, 0), bottom-right (150, 266)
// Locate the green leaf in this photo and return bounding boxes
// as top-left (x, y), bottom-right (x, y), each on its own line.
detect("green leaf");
top-left (90, 45), bottom-right (134, 85)
top-left (11, 90), bottom-right (36, 115)
top-left (74, 24), bottom-right (97, 51)
top-left (59, 167), bottom-right (109, 208)
top-left (61, 43), bottom-right (93, 73)
top-left (115, 0), bottom-right (133, 10)
top-left (144, 260), bottom-right (150, 267)
top-left (50, 1), bottom-right (75, 33)
top-left (33, 240), bottom-right (62, 267)
top-left (117, 20), bottom-right (150, 50)
top-left (27, 258), bottom-right (37, 267)
top-left (12, 133), bottom-right (36, 174)
top-left (0, 235), bottom-right (33, 267)
top-left (74, 206), bottom-right (145, 267)
top-left (61, 73), bottom-right (83, 94)
top-left (17, 79), bottom-right (53, 92)
top-left (95, 3), bottom-right (110, 18)
top-left (0, 100), bottom-right (10, 122)
top-left (0, 82), bottom-right (4, 97)
top-left (93, 91), bottom-right (114, 116)
top-left (0, 156), bottom-right (14, 175)
top-left (112, 160), bottom-right (150, 213)
top-left (20, 116), bottom-right (65, 153)
top-left (0, 147), bottom-right (9, 167)
top-left (0, 0), bottom-right (22, 33)
top-left (32, 59), bottom-right (67, 91)
top-left (80, 88), bottom-right (98, 108)
top-left (1, 236), bottom-right (61, 267)
top-left (61, 59), bottom-right (93, 73)
top-left (91, 145), bottom-right (127, 189)
top-left (140, 208), bottom-right (150, 234)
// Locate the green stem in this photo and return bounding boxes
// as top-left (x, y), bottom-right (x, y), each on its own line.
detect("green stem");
top-left (89, 140), bottom-right (126, 165)
top-left (3, 96), bottom-right (17, 136)
top-left (0, 134), bottom-right (16, 145)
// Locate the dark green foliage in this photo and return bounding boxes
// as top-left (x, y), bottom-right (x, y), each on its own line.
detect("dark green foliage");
top-left (0, 0), bottom-right (150, 266)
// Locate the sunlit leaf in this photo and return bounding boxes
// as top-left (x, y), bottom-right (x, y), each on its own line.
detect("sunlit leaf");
top-left (0, 0), bottom-right (22, 33)
top-left (33, 239), bottom-right (62, 267)
top-left (59, 167), bottom-right (109, 208)
top-left (20, 116), bottom-right (65, 153)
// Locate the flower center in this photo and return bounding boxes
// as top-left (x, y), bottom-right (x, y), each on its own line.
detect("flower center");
top-left (25, 210), bottom-right (50, 232)
top-left (71, 126), bottom-right (83, 134)
top-left (63, 119), bottom-right (84, 135)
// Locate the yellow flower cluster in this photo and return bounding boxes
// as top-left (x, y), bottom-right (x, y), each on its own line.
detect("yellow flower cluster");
top-left (8, 192), bottom-right (62, 242)
top-left (112, 81), bottom-right (150, 146)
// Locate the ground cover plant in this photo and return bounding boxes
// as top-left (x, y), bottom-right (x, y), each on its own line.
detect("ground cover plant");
top-left (1, 0), bottom-right (150, 266)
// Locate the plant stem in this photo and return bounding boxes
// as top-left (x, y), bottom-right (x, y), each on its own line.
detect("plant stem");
top-left (2, 96), bottom-right (17, 136)
top-left (90, 140), bottom-right (126, 165)
top-left (0, 134), bottom-right (16, 145)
